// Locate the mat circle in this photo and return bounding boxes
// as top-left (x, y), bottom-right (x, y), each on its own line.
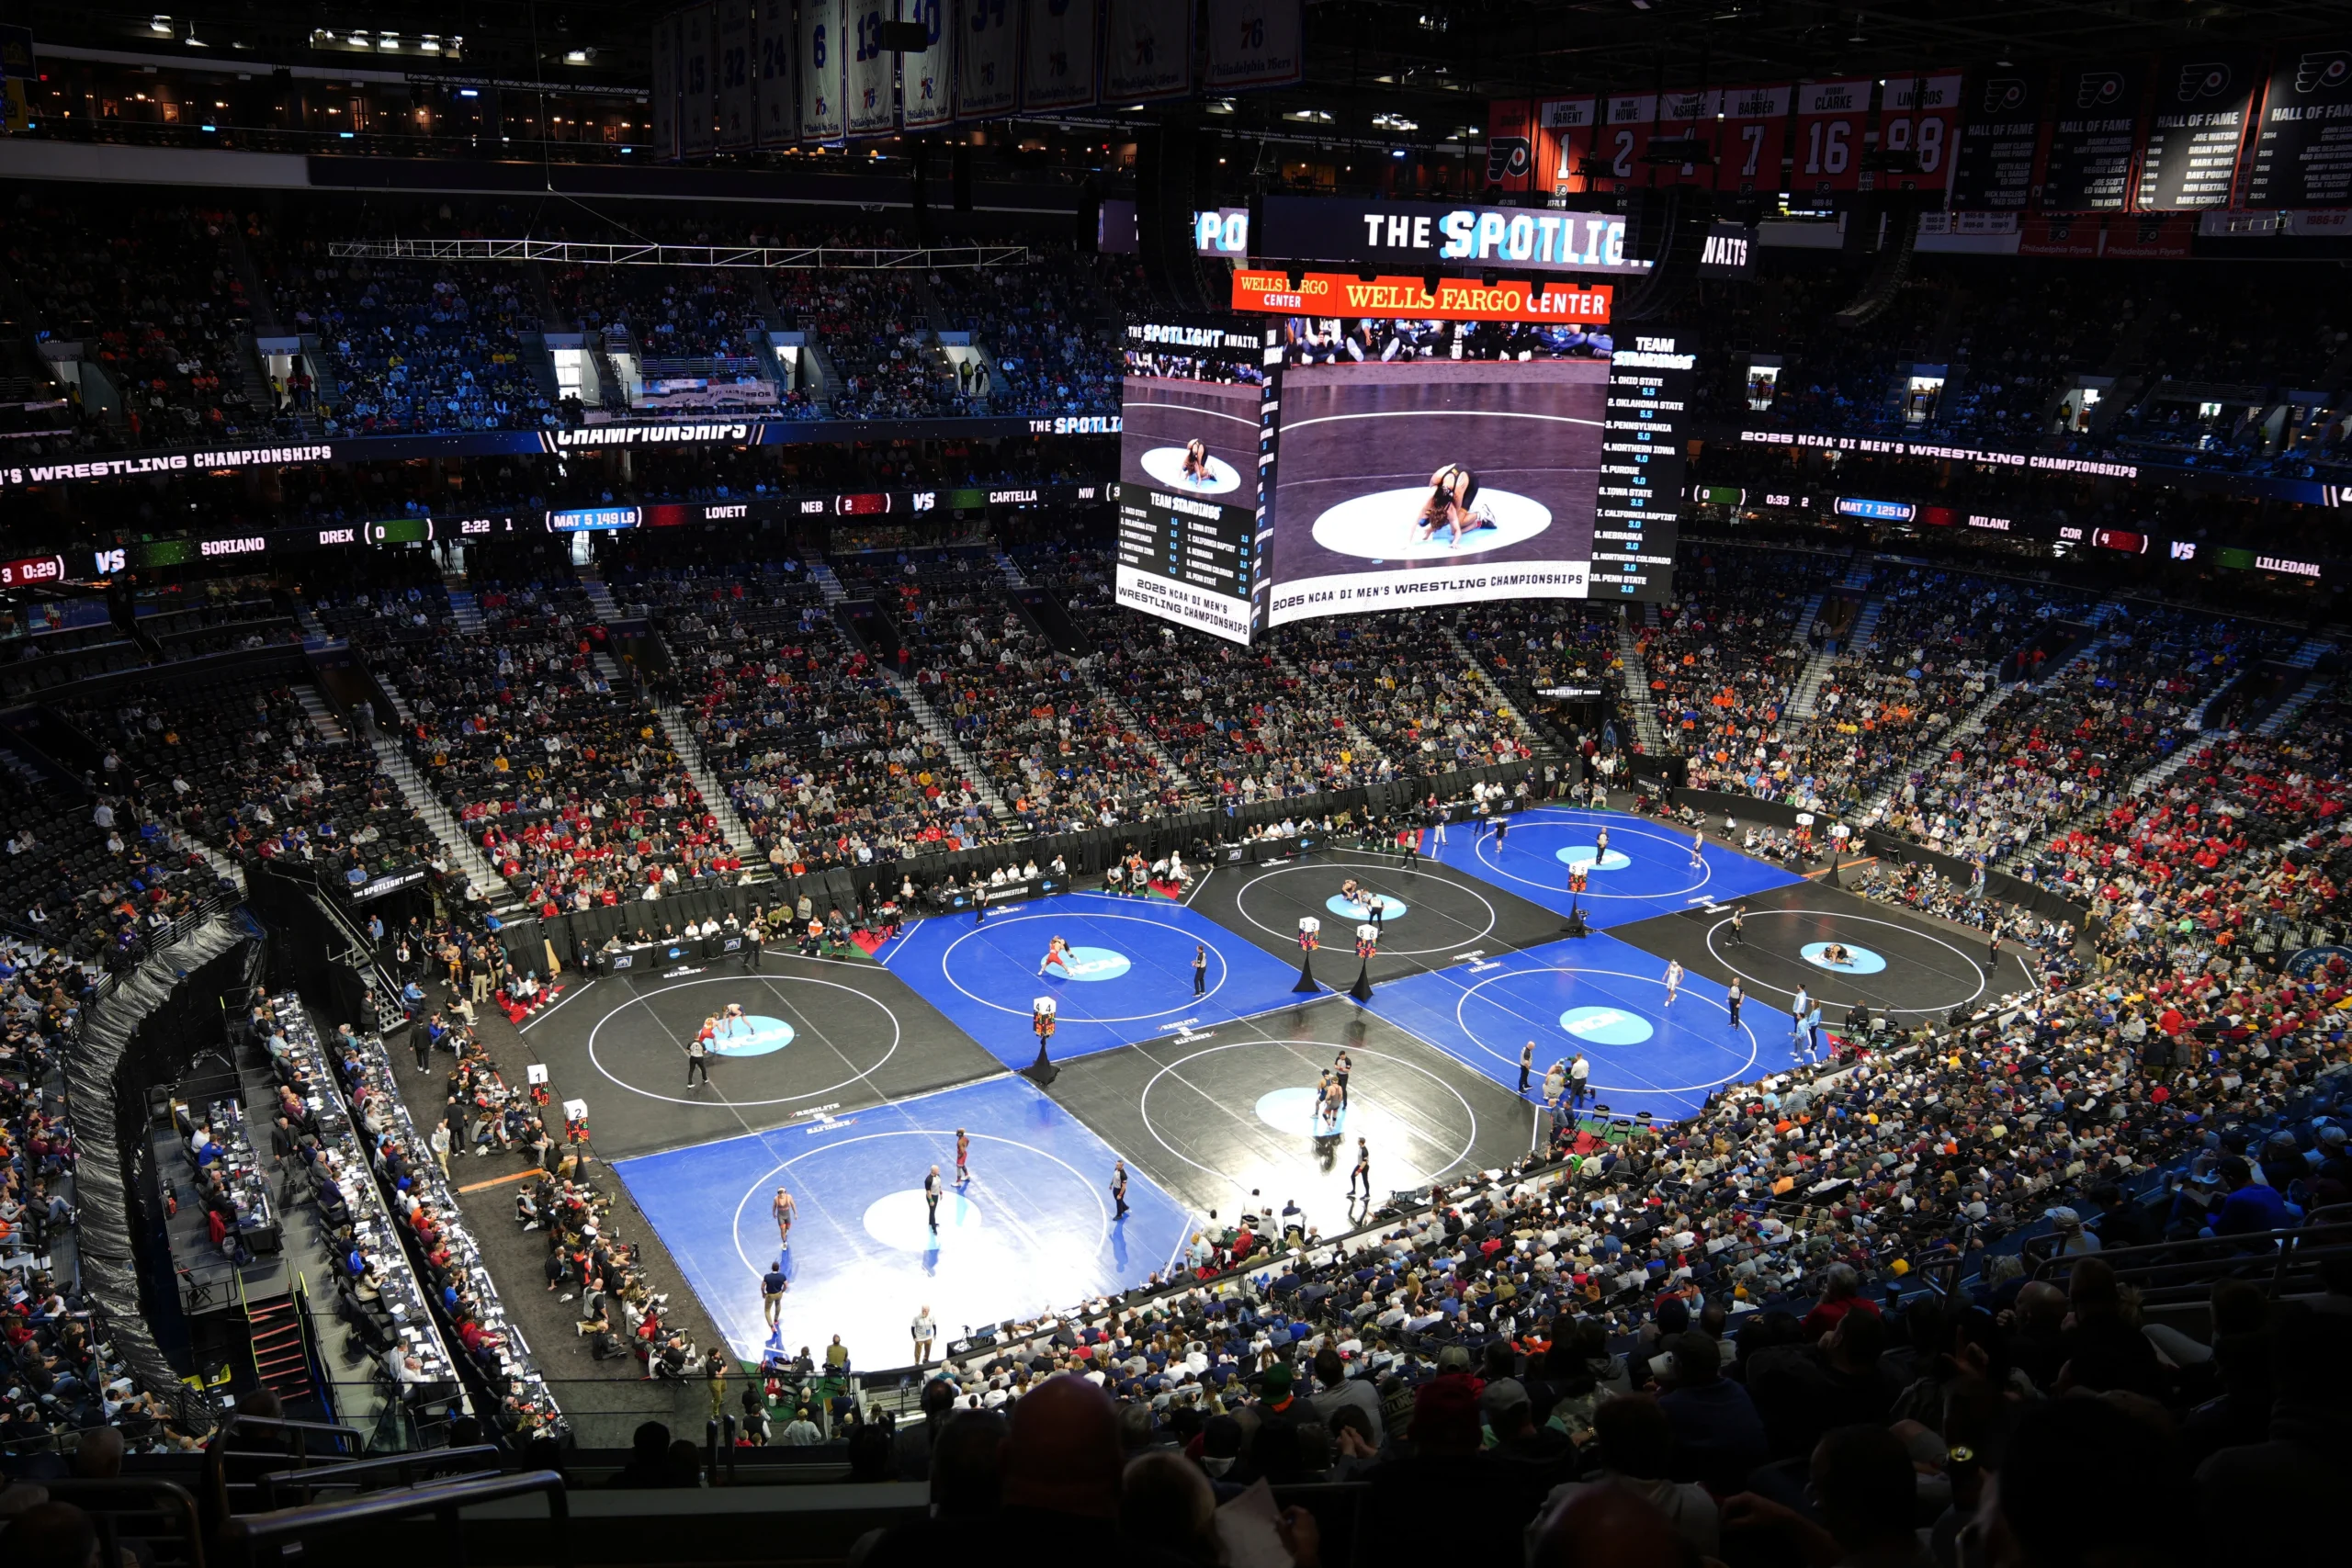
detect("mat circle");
top-left (1452, 966), bottom-right (1759, 1097)
top-left (1704, 909), bottom-right (1987, 1016)
top-left (938, 909), bottom-right (1231, 1022)
top-left (1232, 859), bottom-right (1497, 957)
top-left (1140, 1042), bottom-right (1477, 1187)
top-left (587, 974), bottom-right (900, 1108)
top-left (1470, 813), bottom-right (1714, 901)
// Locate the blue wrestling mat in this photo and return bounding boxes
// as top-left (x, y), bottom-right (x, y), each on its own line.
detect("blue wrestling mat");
top-left (883, 893), bottom-right (1309, 1067)
top-left (1359, 931), bottom-right (1792, 1122)
top-left (614, 1074), bottom-right (1193, 1362)
top-left (1430, 807), bottom-right (1802, 929)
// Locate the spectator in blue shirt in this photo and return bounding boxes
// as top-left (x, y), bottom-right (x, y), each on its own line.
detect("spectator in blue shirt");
top-left (2213, 1156), bottom-right (2288, 1236)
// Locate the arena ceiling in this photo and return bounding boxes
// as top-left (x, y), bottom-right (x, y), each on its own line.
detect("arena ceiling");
top-left (19, 2), bottom-right (2349, 152)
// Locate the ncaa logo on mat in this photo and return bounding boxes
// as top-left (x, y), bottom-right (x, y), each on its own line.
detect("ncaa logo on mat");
top-left (1560, 1007), bottom-right (1655, 1045)
top-left (1057, 946), bottom-right (1133, 982)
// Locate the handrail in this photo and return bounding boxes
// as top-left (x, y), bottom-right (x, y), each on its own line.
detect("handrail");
top-left (42, 1479), bottom-right (207, 1568)
top-left (219, 1469), bottom-right (569, 1568)
top-left (2030, 1216), bottom-right (2352, 1298)
top-left (257, 1444), bottom-right (506, 1509)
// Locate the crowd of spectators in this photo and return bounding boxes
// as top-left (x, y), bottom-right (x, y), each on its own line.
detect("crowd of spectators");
top-left (1642, 550), bottom-right (1838, 801)
top-left (368, 577), bottom-right (744, 907)
top-left (1021, 547), bottom-right (1398, 802)
top-left (930, 254), bottom-right (1120, 417)
top-left (4, 197), bottom-right (269, 446)
top-left (62, 674), bottom-right (431, 891)
top-left (1722, 569), bottom-right (2097, 818)
top-left (268, 251), bottom-right (556, 435)
top-left (1, 932), bottom-right (189, 1456)
top-left (639, 561), bottom-right (1005, 868)
top-left (837, 553), bottom-right (1194, 832)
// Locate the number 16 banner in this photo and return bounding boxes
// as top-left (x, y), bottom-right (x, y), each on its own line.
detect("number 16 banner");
top-left (1205, 0), bottom-right (1303, 91)
top-left (1794, 77), bottom-right (1872, 194)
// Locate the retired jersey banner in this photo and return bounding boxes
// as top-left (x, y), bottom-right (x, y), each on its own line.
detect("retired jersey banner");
top-left (717, 1), bottom-right (756, 149)
top-left (799, 0), bottom-right (844, 141)
top-left (679, 2), bottom-right (718, 156)
top-left (754, 0), bottom-right (794, 146)
top-left (2041, 61), bottom-right (2148, 210)
top-left (2245, 43), bottom-right (2352, 209)
top-left (956, 0), bottom-right (1019, 120)
top-left (1486, 96), bottom-right (1599, 195)
top-left (2136, 51), bottom-right (2262, 209)
top-left (1719, 83), bottom-right (1792, 196)
top-left (1230, 270), bottom-right (1611, 323)
top-left (650, 14), bottom-right (681, 159)
top-left (1879, 73), bottom-right (1963, 197)
top-left (1950, 69), bottom-right (2045, 209)
top-left (1793, 78), bottom-right (1872, 194)
top-left (1204, 0), bottom-right (1303, 91)
top-left (899, 0), bottom-right (955, 129)
top-left (1021, 0), bottom-right (1098, 110)
top-left (1652, 89), bottom-right (1722, 186)
top-left (1599, 93), bottom-right (1657, 185)
top-left (845, 1), bottom-right (900, 135)
top-left (1102, 0), bottom-right (1191, 102)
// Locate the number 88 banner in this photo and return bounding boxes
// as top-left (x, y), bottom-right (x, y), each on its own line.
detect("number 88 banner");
top-left (1879, 72), bottom-right (1964, 198)
top-left (1794, 77), bottom-right (1872, 194)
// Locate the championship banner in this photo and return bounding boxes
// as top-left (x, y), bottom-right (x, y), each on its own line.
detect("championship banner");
top-left (2245, 42), bottom-right (2352, 209)
top-left (1652, 88), bottom-right (1723, 186)
top-left (679, 2), bottom-right (718, 156)
top-left (717, 0), bottom-right (756, 149)
top-left (845, 0), bottom-right (899, 136)
top-left (754, 0), bottom-right (794, 146)
top-left (1718, 84), bottom-right (1792, 196)
top-left (899, 0), bottom-right (955, 130)
top-left (1102, 0), bottom-right (1191, 103)
top-left (650, 13), bottom-right (681, 159)
top-left (1230, 270), bottom-right (1611, 324)
top-left (1021, 0), bottom-right (1098, 111)
top-left (1204, 0), bottom-right (1304, 92)
top-left (956, 0), bottom-right (1019, 121)
top-left (2041, 61), bottom-right (2148, 210)
top-left (799, 0), bottom-right (845, 141)
top-left (1793, 78), bottom-right (1872, 194)
top-left (2136, 51), bottom-right (2262, 209)
top-left (1599, 93), bottom-right (1657, 185)
top-left (1879, 72), bottom-right (1963, 197)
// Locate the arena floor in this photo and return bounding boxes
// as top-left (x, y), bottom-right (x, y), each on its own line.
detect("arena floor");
top-left (523, 808), bottom-right (2026, 1360)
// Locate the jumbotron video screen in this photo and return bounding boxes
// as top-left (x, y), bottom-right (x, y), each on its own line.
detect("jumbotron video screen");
top-left (1256, 317), bottom-right (1685, 624)
top-left (1112, 320), bottom-right (1273, 644)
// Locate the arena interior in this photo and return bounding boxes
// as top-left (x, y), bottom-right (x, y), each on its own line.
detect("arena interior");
top-left (1, 2), bottom-right (2348, 1565)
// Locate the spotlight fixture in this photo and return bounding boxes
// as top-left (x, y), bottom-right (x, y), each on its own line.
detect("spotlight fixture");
top-left (1285, 266), bottom-right (1305, 290)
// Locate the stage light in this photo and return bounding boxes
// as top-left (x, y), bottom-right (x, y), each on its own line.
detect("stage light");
top-left (1532, 277), bottom-right (1547, 299)
top-left (1423, 268), bottom-right (1442, 294)
top-left (1285, 266), bottom-right (1305, 290)
top-left (1481, 270), bottom-right (1499, 287)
